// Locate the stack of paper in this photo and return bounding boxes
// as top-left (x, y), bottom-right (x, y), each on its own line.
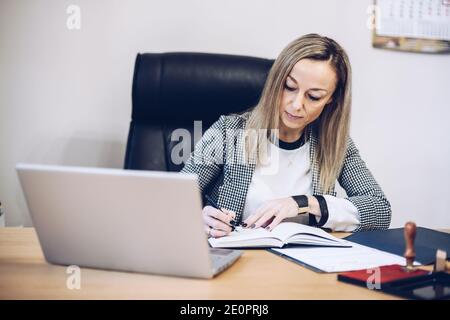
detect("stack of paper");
top-left (271, 240), bottom-right (421, 273)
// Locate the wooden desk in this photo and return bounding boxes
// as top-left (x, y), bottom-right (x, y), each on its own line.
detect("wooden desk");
top-left (0, 227), bottom-right (437, 300)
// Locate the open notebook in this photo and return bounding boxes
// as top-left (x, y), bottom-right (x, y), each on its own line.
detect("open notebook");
top-left (208, 222), bottom-right (350, 248)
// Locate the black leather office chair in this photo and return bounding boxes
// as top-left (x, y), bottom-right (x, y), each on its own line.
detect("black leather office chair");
top-left (124, 52), bottom-right (274, 172)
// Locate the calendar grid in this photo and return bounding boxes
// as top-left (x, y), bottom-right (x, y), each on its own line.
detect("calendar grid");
top-left (373, 0), bottom-right (450, 53)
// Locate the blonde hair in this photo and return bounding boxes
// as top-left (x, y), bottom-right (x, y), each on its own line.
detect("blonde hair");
top-left (245, 33), bottom-right (352, 193)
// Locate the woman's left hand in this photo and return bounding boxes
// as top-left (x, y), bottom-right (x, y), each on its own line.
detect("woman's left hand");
top-left (243, 197), bottom-right (299, 231)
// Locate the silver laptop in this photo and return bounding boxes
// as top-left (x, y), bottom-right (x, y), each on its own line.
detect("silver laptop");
top-left (16, 163), bottom-right (242, 279)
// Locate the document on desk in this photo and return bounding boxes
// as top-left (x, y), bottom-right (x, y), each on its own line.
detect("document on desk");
top-left (271, 240), bottom-right (421, 273)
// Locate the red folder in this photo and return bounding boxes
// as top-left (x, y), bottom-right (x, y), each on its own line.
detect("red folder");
top-left (338, 264), bottom-right (429, 286)
top-left (338, 265), bottom-right (450, 300)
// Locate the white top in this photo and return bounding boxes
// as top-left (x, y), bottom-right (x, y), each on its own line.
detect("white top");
top-left (242, 140), bottom-right (359, 232)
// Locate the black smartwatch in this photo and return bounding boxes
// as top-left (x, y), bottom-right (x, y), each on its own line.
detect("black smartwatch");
top-left (292, 195), bottom-right (310, 215)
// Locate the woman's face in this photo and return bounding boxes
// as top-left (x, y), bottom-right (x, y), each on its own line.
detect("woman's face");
top-left (279, 58), bottom-right (337, 140)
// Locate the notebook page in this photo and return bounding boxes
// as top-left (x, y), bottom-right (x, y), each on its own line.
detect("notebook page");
top-left (208, 227), bottom-right (281, 247)
top-left (271, 222), bottom-right (346, 244)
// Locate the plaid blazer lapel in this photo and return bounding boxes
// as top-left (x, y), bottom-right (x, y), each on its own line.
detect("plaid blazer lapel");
top-left (216, 127), bottom-right (256, 223)
top-left (308, 128), bottom-right (322, 195)
top-left (216, 163), bottom-right (255, 223)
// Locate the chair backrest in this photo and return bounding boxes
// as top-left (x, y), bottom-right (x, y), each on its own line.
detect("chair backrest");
top-left (124, 52), bottom-right (274, 171)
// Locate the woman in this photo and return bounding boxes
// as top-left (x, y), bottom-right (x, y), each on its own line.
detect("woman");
top-left (181, 34), bottom-right (391, 238)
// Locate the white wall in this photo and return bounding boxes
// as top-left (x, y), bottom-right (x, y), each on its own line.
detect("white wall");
top-left (1, 0), bottom-right (449, 228)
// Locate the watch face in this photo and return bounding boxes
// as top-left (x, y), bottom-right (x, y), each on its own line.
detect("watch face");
top-left (298, 206), bottom-right (309, 214)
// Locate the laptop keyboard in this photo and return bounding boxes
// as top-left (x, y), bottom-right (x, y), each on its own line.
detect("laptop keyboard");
top-left (209, 248), bottom-right (239, 274)
top-left (211, 254), bottom-right (224, 265)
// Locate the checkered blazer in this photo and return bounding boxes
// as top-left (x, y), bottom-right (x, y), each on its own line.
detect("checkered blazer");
top-left (181, 112), bottom-right (391, 232)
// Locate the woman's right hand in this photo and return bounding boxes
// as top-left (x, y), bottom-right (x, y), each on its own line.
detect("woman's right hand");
top-left (202, 206), bottom-right (236, 238)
